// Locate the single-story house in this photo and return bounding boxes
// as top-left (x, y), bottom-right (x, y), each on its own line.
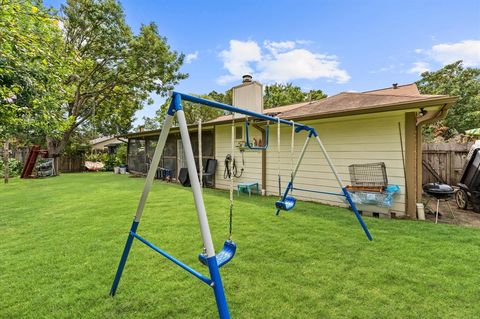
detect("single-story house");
top-left (120, 77), bottom-right (457, 219)
top-left (90, 136), bottom-right (126, 153)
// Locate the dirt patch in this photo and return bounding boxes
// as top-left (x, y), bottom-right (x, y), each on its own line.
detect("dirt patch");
top-left (423, 195), bottom-right (480, 228)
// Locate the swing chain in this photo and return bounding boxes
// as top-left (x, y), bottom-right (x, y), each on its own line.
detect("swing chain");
top-left (228, 202), bottom-right (233, 240)
top-left (228, 113), bottom-right (235, 240)
top-left (290, 120), bottom-right (295, 194)
top-left (277, 117), bottom-right (281, 197)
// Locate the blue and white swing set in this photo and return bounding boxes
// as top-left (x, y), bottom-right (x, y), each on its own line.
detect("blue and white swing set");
top-left (109, 92), bottom-right (373, 319)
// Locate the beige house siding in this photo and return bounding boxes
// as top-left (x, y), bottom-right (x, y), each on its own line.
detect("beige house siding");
top-left (215, 123), bottom-right (264, 191)
top-left (269, 112), bottom-right (407, 216)
top-left (215, 111), bottom-right (408, 216)
top-left (91, 137), bottom-right (123, 151)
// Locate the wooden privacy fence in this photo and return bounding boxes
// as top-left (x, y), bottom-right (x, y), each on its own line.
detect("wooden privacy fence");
top-left (59, 154), bottom-right (85, 172)
top-left (422, 142), bottom-right (474, 185)
top-left (8, 147), bottom-right (85, 173)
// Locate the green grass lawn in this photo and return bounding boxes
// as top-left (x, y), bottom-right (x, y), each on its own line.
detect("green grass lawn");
top-left (1, 173), bottom-right (479, 318)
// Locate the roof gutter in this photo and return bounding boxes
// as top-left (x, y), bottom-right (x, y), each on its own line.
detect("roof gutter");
top-left (416, 103), bottom-right (450, 127)
top-left (284, 96), bottom-right (458, 123)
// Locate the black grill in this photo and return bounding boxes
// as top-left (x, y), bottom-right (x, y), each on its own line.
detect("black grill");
top-left (423, 183), bottom-right (454, 199)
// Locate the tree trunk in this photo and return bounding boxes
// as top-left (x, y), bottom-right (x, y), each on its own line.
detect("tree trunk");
top-left (46, 137), bottom-right (61, 175)
top-left (46, 128), bottom-right (76, 175)
top-left (3, 140), bottom-right (9, 184)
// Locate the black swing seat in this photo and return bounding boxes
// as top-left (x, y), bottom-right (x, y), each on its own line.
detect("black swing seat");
top-left (275, 195), bottom-right (297, 211)
top-left (198, 240), bottom-right (237, 268)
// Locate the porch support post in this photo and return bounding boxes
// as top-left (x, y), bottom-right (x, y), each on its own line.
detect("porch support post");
top-left (405, 112), bottom-right (418, 219)
top-left (416, 124), bottom-right (424, 206)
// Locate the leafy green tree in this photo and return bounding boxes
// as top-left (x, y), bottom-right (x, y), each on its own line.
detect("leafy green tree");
top-left (264, 83), bottom-right (327, 108)
top-left (307, 89), bottom-right (328, 101)
top-left (42, 0), bottom-right (186, 169)
top-left (145, 84), bottom-right (327, 128)
top-left (416, 61), bottom-right (480, 133)
top-left (0, 0), bottom-right (71, 182)
top-left (149, 90), bottom-right (230, 126)
top-left (142, 116), bottom-right (161, 131)
top-left (264, 83), bottom-right (305, 108)
top-left (206, 89), bottom-right (232, 105)
top-left (153, 94), bottom-right (225, 125)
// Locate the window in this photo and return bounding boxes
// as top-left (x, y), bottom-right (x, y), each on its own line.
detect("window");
top-left (235, 126), bottom-right (243, 140)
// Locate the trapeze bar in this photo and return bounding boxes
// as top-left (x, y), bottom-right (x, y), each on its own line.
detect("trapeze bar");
top-left (130, 231), bottom-right (213, 285)
top-left (292, 187), bottom-right (346, 197)
top-left (175, 92), bottom-right (314, 134)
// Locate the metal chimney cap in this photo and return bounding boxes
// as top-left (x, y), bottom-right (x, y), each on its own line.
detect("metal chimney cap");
top-left (242, 75), bottom-right (253, 83)
top-left (392, 83), bottom-right (398, 89)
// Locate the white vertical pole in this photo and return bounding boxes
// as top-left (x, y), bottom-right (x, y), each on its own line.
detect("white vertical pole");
top-left (277, 118), bottom-right (281, 196)
top-left (277, 118), bottom-right (281, 177)
top-left (134, 115), bottom-right (174, 222)
top-left (290, 121), bottom-right (295, 176)
top-left (230, 119), bottom-right (235, 204)
top-left (314, 135), bottom-right (344, 188)
top-left (177, 109), bottom-right (216, 257)
top-left (198, 119), bottom-right (203, 189)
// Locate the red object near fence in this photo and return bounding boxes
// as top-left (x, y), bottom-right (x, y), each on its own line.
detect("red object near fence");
top-left (20, 145), bottom-right (48, 178)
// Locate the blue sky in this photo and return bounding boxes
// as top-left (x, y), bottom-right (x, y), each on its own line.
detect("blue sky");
top-left (45, 0), bottom-right (480, 125)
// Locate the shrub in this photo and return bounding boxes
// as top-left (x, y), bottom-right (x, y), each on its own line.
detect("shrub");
top-left (103, 154), bottom-right (117, 171)
top-left (85, 152), bottom-right (103, 162)
top-left (115, 144), bottom-right (127, 165)
top-left (0, 158), bottom-right (23, 178)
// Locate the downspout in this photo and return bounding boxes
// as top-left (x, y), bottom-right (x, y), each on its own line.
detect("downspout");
top-left (253, 123), bottom-right (266, 195)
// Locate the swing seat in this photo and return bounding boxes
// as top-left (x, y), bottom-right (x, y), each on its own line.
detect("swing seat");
top-left (198, 240), bottom-right (237, 268)
top-left (275, 196), bottom-right (296, 211)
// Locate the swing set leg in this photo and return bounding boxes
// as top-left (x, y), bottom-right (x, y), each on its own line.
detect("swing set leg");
top-left (207, 257), bottom-right (230, 319)
top-left (343, 188), bottom-right (373, 241)
top-left (110, 220), bottom-right (139, 296)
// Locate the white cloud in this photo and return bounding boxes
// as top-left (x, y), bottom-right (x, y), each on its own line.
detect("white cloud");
top-left (218, 40), bottom-right (262, 85)
top-left (217, 39), bottom-right (350, 85)
top-left (264, 40), bottom-right (296, 54)
top-left (429, 40), bottom-right (480, 66)
top-left (413, 40), bottom-right (480, 70)
top-left (408, 61), bottom-right (430, 75)
top-left (296, 39), bottom-right (314, 46)
top-left (185, 51), bottom-right (198, 64)
top-left (258, 49), bottom-right (350, 83)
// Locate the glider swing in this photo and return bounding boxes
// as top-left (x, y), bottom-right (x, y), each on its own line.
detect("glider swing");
top-left (275, 119), bottom-right (297, 211)
top-left (109, 92), bottom-right (373, 319)
top-left (274, 124), bottom-right (365, 219)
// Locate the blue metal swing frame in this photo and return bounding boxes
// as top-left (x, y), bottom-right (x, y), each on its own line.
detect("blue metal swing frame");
top-left (245, 120), bottom-right (269, 150)
top-left (109, 92), bottom-right (373, 319)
